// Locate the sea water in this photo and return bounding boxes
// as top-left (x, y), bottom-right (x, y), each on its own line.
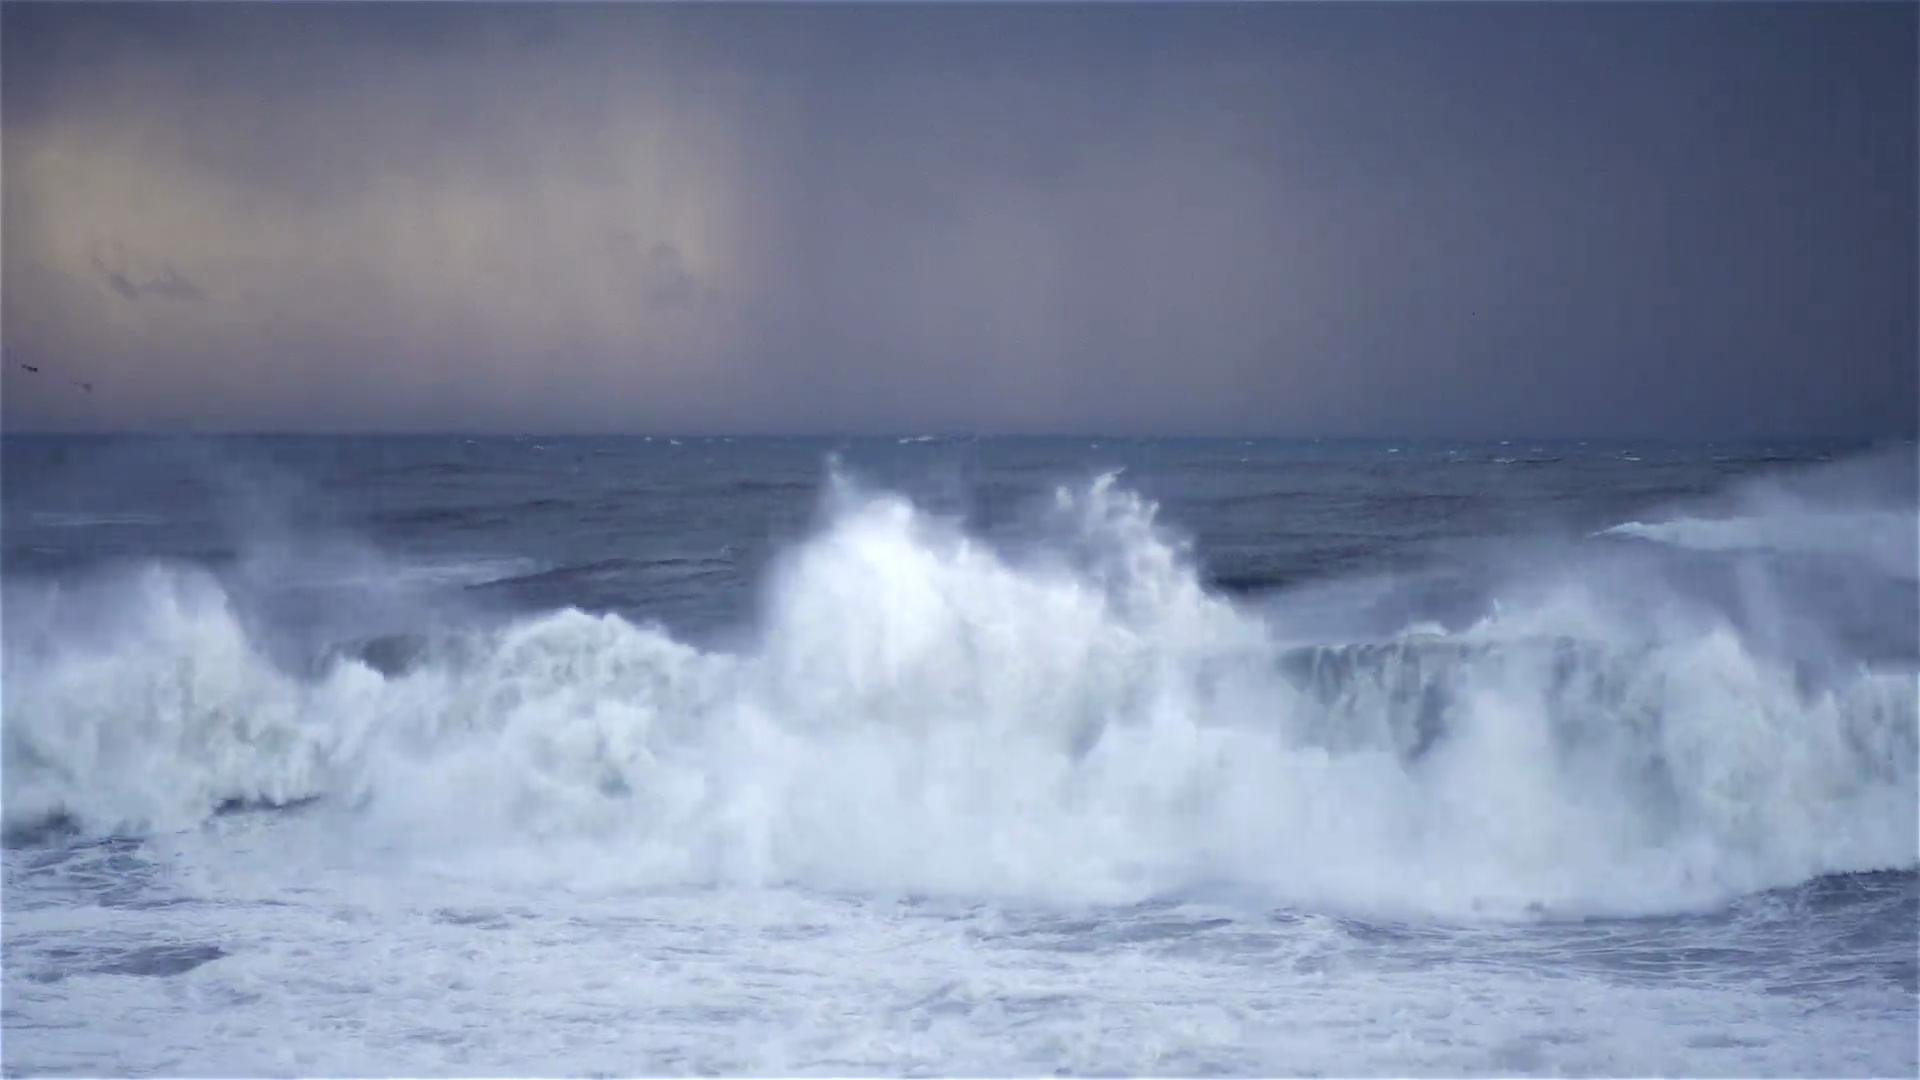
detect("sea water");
top-left (4, 435), bottom-right (1914, 1076)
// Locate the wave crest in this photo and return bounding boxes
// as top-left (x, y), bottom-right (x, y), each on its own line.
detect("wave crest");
top-left (4, 469), bottom-right (1914, 919)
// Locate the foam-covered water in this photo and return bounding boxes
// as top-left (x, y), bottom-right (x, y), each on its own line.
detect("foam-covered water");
top-left (4, 436), bottom-right (1915, 1076)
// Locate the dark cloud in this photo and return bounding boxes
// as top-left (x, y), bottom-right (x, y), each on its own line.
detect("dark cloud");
top-left (92, 247), bottom-right (203, 303)
top-left (2, 2), bottom-right (1913, 437)
top-left (630, 240), bottom-right (699, 311)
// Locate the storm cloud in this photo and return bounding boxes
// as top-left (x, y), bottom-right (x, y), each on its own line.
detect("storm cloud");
top-left (3, 2), bottom-right (1914, 437)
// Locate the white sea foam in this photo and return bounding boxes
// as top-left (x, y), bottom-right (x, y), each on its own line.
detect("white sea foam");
top-left (1601, 510), bottom-right (1917, 579)
top-left (4, 469), bottom-right (1915, 921)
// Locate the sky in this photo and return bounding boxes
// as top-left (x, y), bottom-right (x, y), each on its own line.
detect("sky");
top-left (3, 2), bottom-right (1915, 438)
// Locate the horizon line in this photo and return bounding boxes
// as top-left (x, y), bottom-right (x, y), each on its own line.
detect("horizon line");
top-left (1, 428), bottom-right (1910, 446)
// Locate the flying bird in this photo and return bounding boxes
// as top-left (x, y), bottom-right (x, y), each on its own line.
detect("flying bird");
top-left (13, 359), bottom-right (94, 392)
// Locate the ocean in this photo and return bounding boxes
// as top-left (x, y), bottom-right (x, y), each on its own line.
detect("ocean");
top-left (3, 434), bottom-right (1915, 1077)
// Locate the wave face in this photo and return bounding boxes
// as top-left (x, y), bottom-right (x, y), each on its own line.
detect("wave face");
top-left (4, 462), bottom-right (1915, 920)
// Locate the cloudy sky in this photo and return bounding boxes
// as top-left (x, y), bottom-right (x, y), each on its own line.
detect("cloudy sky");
top-left (3, 2), bottom-right (1914, 437)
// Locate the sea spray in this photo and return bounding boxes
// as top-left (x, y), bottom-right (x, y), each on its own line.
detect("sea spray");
top-left (4, 465), bottom-right (1914, 919)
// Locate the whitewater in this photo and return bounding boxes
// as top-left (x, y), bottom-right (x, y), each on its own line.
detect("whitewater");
top-left (3, 436), bottom-right (1915, 1076)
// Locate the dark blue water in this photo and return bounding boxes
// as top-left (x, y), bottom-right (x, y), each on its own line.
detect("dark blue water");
top-left (3, 434), bottom-right (1898, 625)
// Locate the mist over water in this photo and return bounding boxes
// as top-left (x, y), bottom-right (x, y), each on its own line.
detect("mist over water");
top-left (4, 436), bottom-right (1915, 1075)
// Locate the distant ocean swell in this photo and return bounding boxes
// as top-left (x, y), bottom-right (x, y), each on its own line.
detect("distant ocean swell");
top-left (3, 464), bottom-right (1914, 921)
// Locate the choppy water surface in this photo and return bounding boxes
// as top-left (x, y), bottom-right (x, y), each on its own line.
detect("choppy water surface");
top-left (4, 435), bottom-right (1915, 1076)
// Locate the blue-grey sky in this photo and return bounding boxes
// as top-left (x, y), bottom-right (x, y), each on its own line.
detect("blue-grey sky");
top-left (3, 2), bottom-right (1914, 437)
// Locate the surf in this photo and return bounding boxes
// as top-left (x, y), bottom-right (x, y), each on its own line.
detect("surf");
top-left (3, 455), bottom-right (1914, 921)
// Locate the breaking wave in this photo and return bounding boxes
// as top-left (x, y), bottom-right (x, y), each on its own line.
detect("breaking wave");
top-left (4, 463), bottom-right (1915, 920)
top-left (1601, 511), bottom-right (1916, 581)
